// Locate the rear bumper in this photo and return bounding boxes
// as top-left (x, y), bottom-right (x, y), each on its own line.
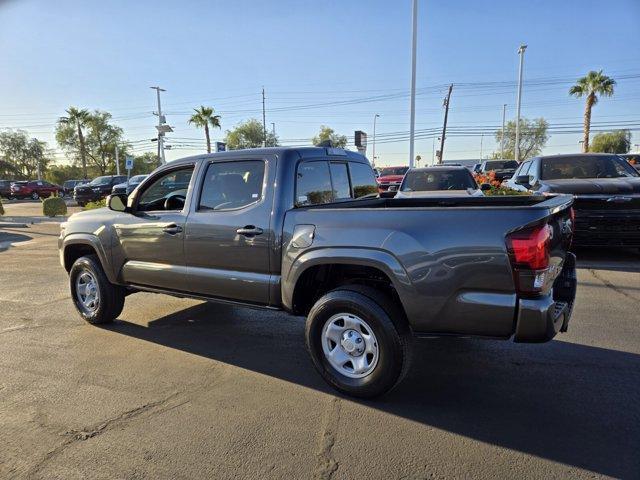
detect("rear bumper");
top-left (514, 253), bottom-right (577, 342)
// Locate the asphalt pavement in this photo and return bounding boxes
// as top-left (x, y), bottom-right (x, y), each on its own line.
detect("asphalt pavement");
top-left (0, 201), bottom-right (639, 479)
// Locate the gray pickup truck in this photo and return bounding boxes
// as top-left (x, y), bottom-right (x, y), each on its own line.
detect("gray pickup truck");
top-left (59, 147), bottom-right (577, 397)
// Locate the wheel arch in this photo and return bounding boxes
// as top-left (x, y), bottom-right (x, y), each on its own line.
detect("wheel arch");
top-left (62, 234), bottom-right (116, 283)
top-left (283, 248), bottom-right (415, 320)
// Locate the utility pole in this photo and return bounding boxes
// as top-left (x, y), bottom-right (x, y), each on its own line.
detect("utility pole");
top-left (271, 122), bottom-right (276, 138)
top-left (262, 87), bottom-right (267, 147)
top-left (515, 45), bottom-right (527, 162)
top-left (501, 104), bottom-right (506, 159)
top-left (438, 84), bottom-right (453, 164)
top-left (115, 143), bottom-right (120, 175)
top-left (408, 0), bottom-right (418, 168)
top-left (372, 114), bottom-right (380, 167)
top-left (150, 86), bottom-right (166, 164)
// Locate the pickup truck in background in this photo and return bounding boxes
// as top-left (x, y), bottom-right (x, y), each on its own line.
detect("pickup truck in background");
top-left (504, 153), bottom-right (640, 248)
top-left (59, 147), bottom-right (577, 397)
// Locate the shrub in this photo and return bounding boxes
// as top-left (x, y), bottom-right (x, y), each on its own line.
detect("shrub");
top-left (42, 195), bottom-right (68, 217)
top-left (84, 199), bottom-right (106, 210)
top-left (484, 186), bottom-right (530, 196)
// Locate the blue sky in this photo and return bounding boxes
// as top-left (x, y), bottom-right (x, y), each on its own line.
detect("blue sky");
top-left (1, 0), bottom-right (639, 166)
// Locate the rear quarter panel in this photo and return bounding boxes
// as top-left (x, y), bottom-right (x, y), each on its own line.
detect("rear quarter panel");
top-left (282, 203), bottom-right (565, 336)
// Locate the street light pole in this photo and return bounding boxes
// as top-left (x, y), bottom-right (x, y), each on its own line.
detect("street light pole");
top-left (150, 86), bottom-right (166, 165)
top-left (501, 104), bottom-right (506, 159)
top-left (372, 114), bottom-right (380, 167)
top-left (115, 143), bottom-right (120, 176)
top-left (408, 0), bottom-right (418, 168)
top-left (514, 44), bottom-right (527, 162)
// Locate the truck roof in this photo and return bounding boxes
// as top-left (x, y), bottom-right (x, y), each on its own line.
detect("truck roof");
top-left (165, 146), bottom-right (371, 167)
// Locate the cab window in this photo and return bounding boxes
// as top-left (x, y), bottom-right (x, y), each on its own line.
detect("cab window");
top-left (137, 166), bottom-right (194, 212)
top-left (199, 160), bottom-right (265, 211)
top-left (349, 162), bottom-right (378, 198)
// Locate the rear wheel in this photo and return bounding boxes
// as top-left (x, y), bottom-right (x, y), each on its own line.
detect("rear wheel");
top-left (305, 287), bottom-right (412, 398)
top-left (70, 255), bottom-right (125, 324)
top-left (31, 191), bottom-right (39, 200)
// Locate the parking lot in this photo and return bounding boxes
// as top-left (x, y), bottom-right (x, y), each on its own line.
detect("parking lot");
top-left (1, 201), bottom-right (639, 479)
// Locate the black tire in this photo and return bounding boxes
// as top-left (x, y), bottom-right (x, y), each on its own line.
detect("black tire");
top-left (305, 286), bottom-right (412, 398)
top-left (31, 191), bottom-right (39, 200)
top-left (69, 255), bottom-right (125, 324)
top-left (77, 201), bottom-right (85, 207)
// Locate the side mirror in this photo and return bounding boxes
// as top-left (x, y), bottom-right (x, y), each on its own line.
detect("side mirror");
top-left (514, 175), bottom-right (531, 186)
top-left (480, 183), bottom-right (492, 191)
top-left (107, 194), bottom-right (128, 212)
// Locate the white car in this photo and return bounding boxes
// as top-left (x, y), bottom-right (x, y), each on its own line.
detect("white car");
top-left (394, 166), bottom-right (490, 198)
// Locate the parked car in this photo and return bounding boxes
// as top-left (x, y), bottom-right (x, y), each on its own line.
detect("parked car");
top-left (395, 166), bottom-right (490, 198)
top-left (73, 175), bottom-right (127, 206)
top-left (376, 166), bottom-right (409, 193)
top-left (60, 147), bottom-right (576, 398)
top-left (9, 180), bottom-right (63, 200)
top-left (63, 179), bottom-right (89, 196)
top-left (111, 175), bottom-right (149, 195)
top-left (504, 153), bottom-right (640, 247)
top-left (0, 179), bottom-right (13, 198)
top-left (477, 159), bottom-right (520, 181)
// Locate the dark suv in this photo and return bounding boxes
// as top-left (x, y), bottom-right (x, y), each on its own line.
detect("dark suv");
top-left (9, 180), bottom-right (63, 200)
top-left (63, 179), bottom-right (89, 196)
top-left (74, 175), bottom-right (127, 206)
top-left (0, 179), bottom-right (13, 198)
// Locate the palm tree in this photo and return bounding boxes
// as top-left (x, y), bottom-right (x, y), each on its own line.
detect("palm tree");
top-left (188, 106), bottom-right (221, 153)
top-left (59, 107), bottom-right (91, 179)
top-left (569, 70), bottom-right (616, 152)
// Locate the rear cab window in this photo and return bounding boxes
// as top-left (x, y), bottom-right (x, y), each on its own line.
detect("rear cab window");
top-left (296, 159), bottom-right (378, 206)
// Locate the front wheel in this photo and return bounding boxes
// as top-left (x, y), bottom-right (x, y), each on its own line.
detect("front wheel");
top-left (305, 287), bottom-right (412, 398)
top-left (69, 255), bottom-right (125, 324)
top-left (31, 191), bottom-right (39, 200)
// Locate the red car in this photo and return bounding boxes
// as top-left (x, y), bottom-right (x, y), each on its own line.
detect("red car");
top-left (376, 166), bottom-right (409, 193)
top-left (10, 180), bottom-right (63, 200)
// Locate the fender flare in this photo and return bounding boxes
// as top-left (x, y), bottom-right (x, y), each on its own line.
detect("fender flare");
top-left (282, 247), bottom-right (415, 312)
top-left (61, 234), bottom-right (116, 283)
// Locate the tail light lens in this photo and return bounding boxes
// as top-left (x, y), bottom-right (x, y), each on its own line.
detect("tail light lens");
top-left (507, 224), bottom-right (551, 270)
top-left (506, 224), bottom-right (552, 296)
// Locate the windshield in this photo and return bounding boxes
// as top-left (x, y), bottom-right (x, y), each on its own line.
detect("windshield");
top-left (88, 176), bottom-right (113, 186)
top-left (401, 169), bottom-right (477, 192)
top-left (485, 160), bottom-right (518, 170)
top-left (129, 175), bottom-right (147, 183)
top-left (540, 156), bottom-right (640, 180)
top-left (379, 166), bottom-right (409, 177)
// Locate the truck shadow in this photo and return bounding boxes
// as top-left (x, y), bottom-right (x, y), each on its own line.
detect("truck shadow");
top-left (106, 302), bottom-right (640, 478)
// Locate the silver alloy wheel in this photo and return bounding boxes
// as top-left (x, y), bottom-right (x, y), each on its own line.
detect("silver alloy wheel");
top-left (76, 270), bottom-right (100, 313)
top-left (321, 313), bottom-right (379, 379)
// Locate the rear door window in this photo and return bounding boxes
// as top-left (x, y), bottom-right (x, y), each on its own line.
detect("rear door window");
top-left (199, 160), bottom-right (265, 211)
top-left (296, 162), bottom-right (333, 206)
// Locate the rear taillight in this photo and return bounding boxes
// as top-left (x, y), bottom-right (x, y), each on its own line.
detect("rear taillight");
top-left (507, 224), bottom-right (551, 270)
top-left (506, 224), bottom-right (552, 296)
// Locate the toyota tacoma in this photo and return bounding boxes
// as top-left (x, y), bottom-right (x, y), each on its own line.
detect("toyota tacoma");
top-left (59, 147), bottom-right (577, 397)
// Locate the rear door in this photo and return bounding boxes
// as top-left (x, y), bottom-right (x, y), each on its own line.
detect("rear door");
top-left (184, 157), bottom-right (274, 304)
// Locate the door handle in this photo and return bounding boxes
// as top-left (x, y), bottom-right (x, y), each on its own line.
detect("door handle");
top-left (162, 223), bottom-right (183, 235)
top-left (236, 225), bottom-right (264, 237)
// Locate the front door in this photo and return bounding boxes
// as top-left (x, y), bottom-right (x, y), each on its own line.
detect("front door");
top-left (184, 158), bottom-right (273, 305)
top-left (113, 165), bottom-right (195, 291)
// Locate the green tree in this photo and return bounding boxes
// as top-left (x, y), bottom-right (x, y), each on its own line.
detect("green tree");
top-left (493, 117), bottom-right (549, 160)
top-left (224, 119), bottom-right (278, 150)
top-left (56, 109), bottom-right (126, 175)
top-left (45, 164), bottom-right (85, 185)
top-left (569, 70), bottom-right (616, 152)
top-left (0, 130), bottom-right (51, 179)
top-left (57, 107), bottom-right (91, 179)
top-left (311, 125), bottom-right (348, 148)
top-left (131, 152), bottom-right (161, 175)
top-left (589, 130), bottom-right (631, 154)
top-left (188, 106), bottom-right (221, 153)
